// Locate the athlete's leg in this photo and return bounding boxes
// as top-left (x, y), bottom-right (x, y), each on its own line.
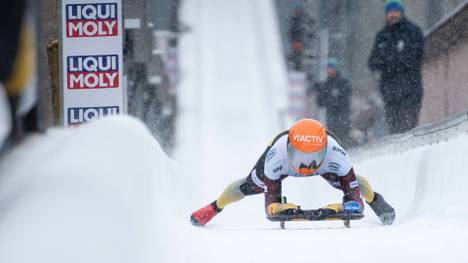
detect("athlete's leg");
top-left (215, 179), bottom-right (246, 209)
top-left (216, 176), bottom-right (263, 209)
top-left (356, 175), bottom-right (395, 225)
top-left (356, 175), bottom-right (375, 203)
top-left (191, 140), bottom-right (274, 226)
top-left (191, 173), bottom-right (264, 226)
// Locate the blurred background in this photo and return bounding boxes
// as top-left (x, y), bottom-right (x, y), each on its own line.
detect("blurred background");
top-left (1, 0), bottom-right (468, 154)
top-left (277, 0), bottom-right (468, 146)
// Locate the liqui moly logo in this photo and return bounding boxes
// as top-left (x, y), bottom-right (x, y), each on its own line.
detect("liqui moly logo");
top-left (68, 106), bottom-right (119, 125)
top-left (67, 55), bottom-right (119, 89)
top-left (66, 3), bottom-right (118, 37)
top-left (293, 135), bottom-right (324, 144)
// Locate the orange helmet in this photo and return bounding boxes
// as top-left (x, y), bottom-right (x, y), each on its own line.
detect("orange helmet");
top-left (287, 119), bottom-right (327, 175)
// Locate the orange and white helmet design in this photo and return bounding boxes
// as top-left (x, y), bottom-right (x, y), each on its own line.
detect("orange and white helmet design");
top-left (287, 119), bottom-right (327, 175)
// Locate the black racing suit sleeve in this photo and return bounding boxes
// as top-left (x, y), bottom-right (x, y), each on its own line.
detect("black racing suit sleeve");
top-left (338, 168), bottom-right (364, 208)
top-left (263, 176), bottom-right (283, 214)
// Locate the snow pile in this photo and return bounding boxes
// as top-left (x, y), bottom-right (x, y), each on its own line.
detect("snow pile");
top-left (0, 116), bottom-right (177, 263)
top-left (355, 133), bottom-right (468, 223)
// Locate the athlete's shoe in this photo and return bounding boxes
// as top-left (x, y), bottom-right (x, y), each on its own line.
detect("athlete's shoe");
top-left (367, 192), bottom-right (395, 225)
top-left (190, 201), bottom-right (222, 226)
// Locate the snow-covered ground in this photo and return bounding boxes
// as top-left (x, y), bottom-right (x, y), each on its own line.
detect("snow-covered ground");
top-left (0, 117), bottom-right (178, 262)
top-left (1, 115), bottom-right (466, 263)
top-left (0, 0), bottom-right (467, 263)
top-left (175, 0), bottom-right (289, 196)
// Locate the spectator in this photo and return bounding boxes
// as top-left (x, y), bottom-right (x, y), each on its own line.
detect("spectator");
top-left (368, 0), bottom-right (424, 134)
top-left (287, 2), bottom-right (313, 71)
top-left (311, 58), bottom-right (352, 146)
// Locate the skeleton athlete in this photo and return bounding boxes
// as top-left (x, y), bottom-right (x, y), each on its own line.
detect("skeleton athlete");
top-left (191, 119), bottom-right (395, 226)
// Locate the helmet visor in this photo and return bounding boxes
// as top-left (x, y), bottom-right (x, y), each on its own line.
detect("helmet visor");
top-left (287, 142), bottom-right (327, 175)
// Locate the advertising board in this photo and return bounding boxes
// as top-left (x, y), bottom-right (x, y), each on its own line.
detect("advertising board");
top-left (60, 0), bottom-right (124, 126)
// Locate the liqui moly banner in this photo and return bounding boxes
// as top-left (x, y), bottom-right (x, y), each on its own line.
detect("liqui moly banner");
top-left (60, 0), bottom-right (124, 126)
top-left (66, 3), bottom-right (118, 37)
top-left (68, 106), bottom-right (119, 125)
top-left (66, 55), bottom-right (119, 89)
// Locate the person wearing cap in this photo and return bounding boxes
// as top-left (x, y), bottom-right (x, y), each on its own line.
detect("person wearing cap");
top-left (368, 0), bottom-right (424, 134)
top-left (311, 58), bottom-right (352, 146)
top-left (190, 119), bottom-right (395, 226)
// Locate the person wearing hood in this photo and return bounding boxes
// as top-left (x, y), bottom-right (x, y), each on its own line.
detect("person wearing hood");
top-left (368, 0), bottom-right (424, 134)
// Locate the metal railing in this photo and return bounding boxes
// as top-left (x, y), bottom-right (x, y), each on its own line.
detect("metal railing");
top-left (350, 110), bottom-right (468, 162)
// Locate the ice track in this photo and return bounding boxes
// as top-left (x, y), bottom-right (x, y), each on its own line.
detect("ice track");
top-left (0, 0), bottom-right (466, 262)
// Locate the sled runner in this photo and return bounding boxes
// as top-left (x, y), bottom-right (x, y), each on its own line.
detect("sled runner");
top-left (267, 209), bottom-right (364, 229)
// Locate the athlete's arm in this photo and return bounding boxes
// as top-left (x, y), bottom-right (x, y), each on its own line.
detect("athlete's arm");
top-left (339, 168), bottom-right (364, 208)
top-left (263, 177), bottom-right (301, 216)
top-left (263, 176), bottom-right (282, 208)
top-left (262, 132), bottom-right (299, 216)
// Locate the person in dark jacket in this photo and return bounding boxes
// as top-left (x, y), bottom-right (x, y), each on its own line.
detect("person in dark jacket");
top-left (368, 0), bottom-right (424, 134)
top-left (288, 3), bottom-right (313, 71)
top-left (313, 58), bottom-right (352, 146)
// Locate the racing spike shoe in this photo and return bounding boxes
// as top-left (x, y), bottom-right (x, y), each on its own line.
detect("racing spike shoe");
top-left (367, 192), bottom-right (395, 225)
top-left (190, 201), bottom-right (222, 226)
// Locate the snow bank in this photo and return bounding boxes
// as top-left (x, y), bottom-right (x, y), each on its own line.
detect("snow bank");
top-left (0, 116), bottom-right (176, 263)
top-left (354, 131), bottom-right (468, 223)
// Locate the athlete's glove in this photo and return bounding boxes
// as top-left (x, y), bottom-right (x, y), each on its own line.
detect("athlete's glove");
top-left (312, 203), bottom-right (342, 219)
top-left (267, 202), bottom-right (300, 216)
top-left (343, 200), bottom-right (363, 213)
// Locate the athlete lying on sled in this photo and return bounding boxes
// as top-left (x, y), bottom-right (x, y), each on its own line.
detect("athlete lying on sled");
top-left (191, 119), bottom-right (395, 226)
